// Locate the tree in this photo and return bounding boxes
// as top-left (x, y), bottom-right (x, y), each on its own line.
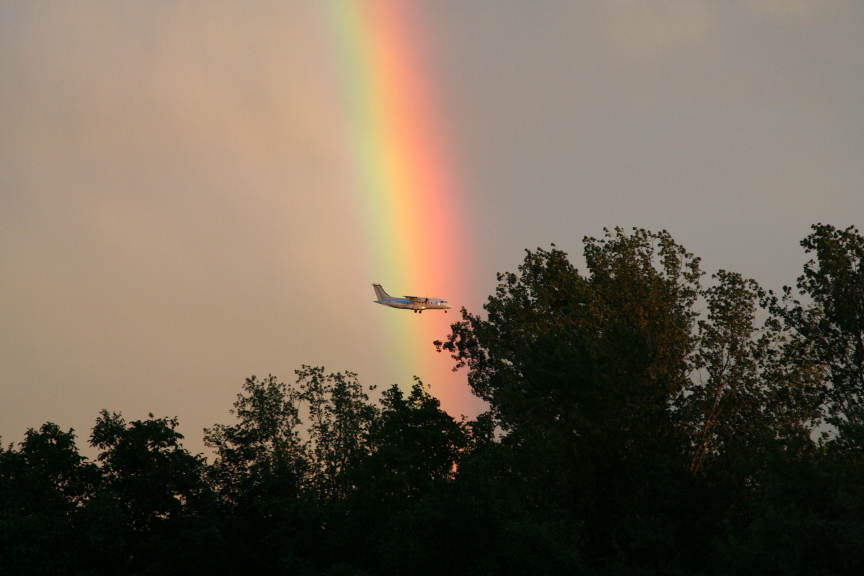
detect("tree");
top-left (205, 374), bottom-right (308, 508)
top-left (301, 380), bottom-right (468, 576)
top-left (438, 229), bottom-right (700, 437)
top-left (681, 271), bottom-right (821, 477)
top-left (436, 228), bottom-right (703, 569)
top-left (361, 380), bottom-right (465, 500)
top-left (90, 410), bottom-right (207, 531)
top-left (671, 270), bottom-right (823, 570)
top-left (683, 271), bottom-right (767, 474)
top-left (0, 424), bottom-right (96, 575)
top-left (205, 369), bottom-right (382, 573)
top-left (764, 224), bottom-right (864, 429)
top-left (84, 411), bottom-right (233, 575)
top-left (296, 365), bottom-right (379, 500)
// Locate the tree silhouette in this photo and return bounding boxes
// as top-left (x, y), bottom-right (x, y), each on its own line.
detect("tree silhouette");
top-left (4, 224), bottom-right (864, 575)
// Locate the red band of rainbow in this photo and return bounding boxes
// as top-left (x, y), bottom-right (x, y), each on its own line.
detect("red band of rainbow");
top-left (323, 0), bottom-right (473, 412)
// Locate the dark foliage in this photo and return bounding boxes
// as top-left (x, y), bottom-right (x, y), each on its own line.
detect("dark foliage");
top-left (2, 225), bottom-right (863, 575)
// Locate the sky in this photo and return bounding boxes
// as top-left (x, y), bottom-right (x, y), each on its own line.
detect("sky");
top-left (2, 1), bottom-right (863, 457)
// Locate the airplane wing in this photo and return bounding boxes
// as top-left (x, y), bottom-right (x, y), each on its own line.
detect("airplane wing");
top-left (404, 296), bottom-right (429, 303)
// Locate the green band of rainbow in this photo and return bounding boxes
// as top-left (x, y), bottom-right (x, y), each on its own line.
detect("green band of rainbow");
top-left (323, 0), bottom-right (471, 405)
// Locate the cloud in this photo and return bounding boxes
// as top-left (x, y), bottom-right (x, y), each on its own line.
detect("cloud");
top-left (600, 0), bottom-right (716, 62)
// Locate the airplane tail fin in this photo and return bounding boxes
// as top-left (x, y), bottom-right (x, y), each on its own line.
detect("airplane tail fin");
top-left (372, 283), bottom-right (391, 300)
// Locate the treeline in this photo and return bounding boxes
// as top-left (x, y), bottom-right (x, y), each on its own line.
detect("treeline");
top-left (3, 224), bottom-right (864, 575)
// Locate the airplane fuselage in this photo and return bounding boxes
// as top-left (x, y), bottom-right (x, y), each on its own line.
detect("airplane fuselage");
top-left (372, 283), bottom-right (452, 313)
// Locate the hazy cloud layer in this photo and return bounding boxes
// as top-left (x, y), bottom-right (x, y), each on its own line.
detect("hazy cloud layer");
top-left (2, 1), bottom-right (862, 455)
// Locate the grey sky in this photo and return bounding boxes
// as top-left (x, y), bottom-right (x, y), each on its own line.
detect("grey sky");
top-left (1, 1), bottom-right (862, 456)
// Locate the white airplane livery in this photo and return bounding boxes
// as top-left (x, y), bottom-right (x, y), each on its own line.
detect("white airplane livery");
top-left (372, 283), bottom-right (452, 313)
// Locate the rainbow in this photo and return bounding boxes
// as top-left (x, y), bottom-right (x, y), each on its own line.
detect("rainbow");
top-left (322, 0), bottom-right (474, 413)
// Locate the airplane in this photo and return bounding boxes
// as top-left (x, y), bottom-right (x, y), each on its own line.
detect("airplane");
top-left (372, 283), bottom-right (453, 313)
